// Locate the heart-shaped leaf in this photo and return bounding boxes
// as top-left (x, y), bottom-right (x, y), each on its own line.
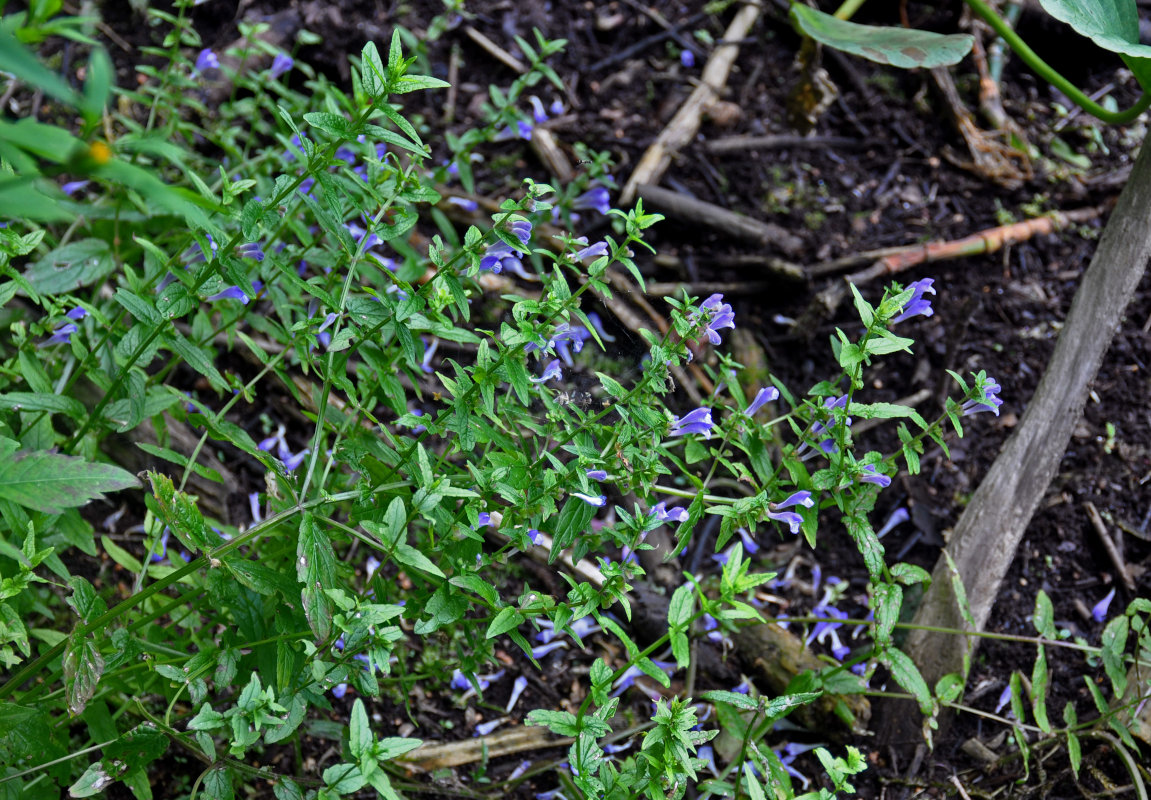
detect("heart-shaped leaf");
top-left (791, 4), bottom-right (974, 69)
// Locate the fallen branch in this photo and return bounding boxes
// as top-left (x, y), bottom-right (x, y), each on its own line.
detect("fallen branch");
top-left (621, 2), bottom-right (761, 205)
top-left (802, 204), bottom-right (1108, 326)
top-left (1084, 500), bottom-right (1135, 595)
top-left (704, 134), bottom-right (864, 154)
top-left (637, 182), bottom-right (804, 257)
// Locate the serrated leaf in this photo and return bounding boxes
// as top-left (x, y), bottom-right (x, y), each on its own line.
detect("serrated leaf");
top-left (26, 238), bottom-right (116, 294)
top-left (700, 689), bottom-right (758, 711)
top-left (791, 4), bottom-right (974, 68)
top-left (1101, 615), bottom-right (1129, 698)
top-left (361, 41), bottom-right (386, 98)
top-left (167, 333), bottom-right (227, 390)
top-left (392, 542), bottom-right (445, 579)
top-left (349, 698), bottom-right (372, 760)
top-left (881, 647), bottom-right (932, 715)
top-left (872, 582), bottom-right (902, 648)
top-left (668, 583), bottom-right (693, 628)
top-left (486, 606), bottom-right (524, 638)
top-left (525, 708), bottom-right (580, 736)
top-left (298, 513), bottom-right (337, 640)
top-left (549, 496), bottom-right (596, 560)
top-left (1031, 644), bottom-right (1051, 732)
top-left (69, 762), bottom-right (115, 797)
top-left (0, 441), bottom-right (139, 513)
top-left (1033, 590), bottom-right (1056, 639)
top-left (303, 111), bottom-right (350, 138)
top-left (63, 634), bottom-right (105, 716)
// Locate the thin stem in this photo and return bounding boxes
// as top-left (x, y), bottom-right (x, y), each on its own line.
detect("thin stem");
top-left (965, 0), bottom-right (1151, 124)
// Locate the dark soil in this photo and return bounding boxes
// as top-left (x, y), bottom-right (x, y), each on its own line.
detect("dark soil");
top-left (65, 0), bottom-right (1151, 797)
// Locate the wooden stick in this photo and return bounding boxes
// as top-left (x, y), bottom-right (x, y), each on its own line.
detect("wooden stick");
top-left (621, 2), bottom-right (761, 205)
top-left (465, 26), bottom-right (527, 74)
top-left (807, 205), bottom-right (1107, 279)
top-left (1084, 501), bottom-right (1136, 594)
top-left (704, 134), bottom-right (864, 154)
top-left (637, 182), bottom-right (804, 256)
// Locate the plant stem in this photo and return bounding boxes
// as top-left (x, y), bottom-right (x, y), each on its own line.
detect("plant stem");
top-left (965, 0), bottom-right (1151, 124)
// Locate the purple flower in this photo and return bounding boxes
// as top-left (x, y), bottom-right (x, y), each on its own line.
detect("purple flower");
top-left (859, 464), bottom-right (891, 488)
top-left (586, 469), bottom-right (608, 481)
top-left (420, 337), bottom-right (439, 374)
top-left (995, 684), bottom-right (1012, 714)
top-left (696, 294), bottom-right (735, 345)
top-left (237, 242), bottom-right (265, 261)
top-left (573, 238), bottom-right (609, 261)
top-left (480, 220), bottom-right (532, 274)
top-left (531, 359), bottom-right (563, 384)
top-left (474, 719), bottom-right (503, 736)
top-left (808, 603), bottom-right (850, 660)
top-left (207, 286), bottom-right (251, 304)
top-left (549, 99), bottom-right (564, 115)
top-left (150, 527), bottom-right (171, 562)
top-left (892, 278), bottom-right (936, 323)
top-left (766, 490), bottom-right (813, 534)
top-left (249, 492), bottom-right (263, 524)
top-left (524, 322), bottom-right (588, 364)
top-left (279, 444), bottom-right (309, 472)
top-left (532, 640), bottom-right (567, 658)
top-left (40, 323), bottom-right (78, 347)
top-left (535, 616), bottom-right (599, 644)
top-left (270, 53), bottom-right (294, 79)
top-left (651, 502), bottom-right (689, 523)
top-left (572, 492), bottom-right (606, 507)
top-left (477, 512), bottom-right (492, 527)
top-left (681, 50), bottom-right (696, 68)
top-left (736, 527), bottom-right (759, 555)
top-left (573, 186), bottom-right (610, 215)
top-left (410, 409), bottom-right (427, 434)
top-left (447, 196), bottom-right (479, 211)
top-left (366, 556), bottom-right (380, 578)
top-left (65, 307), bottom-right (87, 321)
top-left (745, 386), bottom-right (779, 417)
top-left (961, 377), bottom-right (1003, 417)
top-left (505, 675), bottom-right (528, 712)
top-left (669, 407), bottom-right (714, 437)
top-left (586, 312), bottom-right (616, 343)
top-left (875, 507), bottom-right (909, 539)
top-left (1092, 587), bottom-right (1116, 622)
top-left (61, 180), bottom-right (90, 196)
top-left (509, 761), bottom-right (532, 781)
top-left (528, 95), bottom-right (549, 123)
top-left (195, 48), bottom-right (219, 73)
top-left (528, 529), bottom-right (544, 545)
top-left (332, 683), bottom-right (348, 699)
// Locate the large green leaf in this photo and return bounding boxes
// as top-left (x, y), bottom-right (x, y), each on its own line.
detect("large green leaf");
top-left (63, 633), bottom-right (104, 716)
top-left (0, 438), bottom-right (140, 514)
top-left (25, 238), bottom-right (116, 294)
top-left (298, 513), bottom-right (337, 640)
top-left (791, 4), bottom-right (974, 69)
top-left (1037, 0), bottom-right (1151, 88)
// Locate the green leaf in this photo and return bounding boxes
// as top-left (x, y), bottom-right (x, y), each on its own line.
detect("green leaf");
top-left (0, 30), bottom-right (83, 107)
top-left (63, 633), bottom-right (105, 716)
top-left (167, 333), bottom-right (227, 390)
top-left (349, 698), bottom-right (372, 760)
top-left (790, 4), bottom-right (975, 68)
top-left (700, 689), bottom-right (758, 711)
top-left (486, 606), bottom-right (524, 638)
top-left (361, 41), bottom-right (386, 99)
top-left (303, 111), bottom-right (350, 138)
top-left (525, 708), bottom-right (580, 736)
top-left (25, 238), bottom-right (116, 293)
top-left (323, 763), bottom-right (366, 793)
top-left (298, 513), bottom-right (337, 640)
top-left (881, 647), bottom-right (933, 715)
top-left (761, 692), bottom-right (822, 724)
top-left (1101, 615), bottom-right (1129, 698)
top-left (890, 562), bottom-right (931, 587)
top-left (872, 582), bottom-right (902, 648)
top-left (1038, 0), bottom-right (1151, 85)
top-left (114, 288), bottom-right (162, 325)
top-left (1033, 590), bottom-right (1056, 639)
top-left (1031, 644), bottom-right (1051, 733)
top-left (202, 767), bottom-right (234, 800)
top-left (668, 583), bottom-right (693, 628)
top-left (392, 542), bottom-right (446, 579)
top-left (0, 391), bottom-right (87, 421)
top-left (549, 495), bottom-right (596, 560)
top-left (0, 439), bottom-right (139, 513)
top-left (70, 762), bottom-right (115, 797)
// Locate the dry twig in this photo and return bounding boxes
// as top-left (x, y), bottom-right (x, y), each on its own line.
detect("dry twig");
top-left (1084, 501), bottom-right (1136, 594)
top-left (621, 2), bottom-right (761, 204)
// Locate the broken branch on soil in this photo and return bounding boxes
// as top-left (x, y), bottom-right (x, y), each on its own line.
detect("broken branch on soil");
top-left (636, 182), bottom-right (804, 256)
top-left (1084, 500), bottom-right (1136, 595)
top-left (704, 134), bottom-right (865, 154)
top-left (465, 26), bottom-right (527, 74)
top-left (621, 2), bottom-right (761, 204)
